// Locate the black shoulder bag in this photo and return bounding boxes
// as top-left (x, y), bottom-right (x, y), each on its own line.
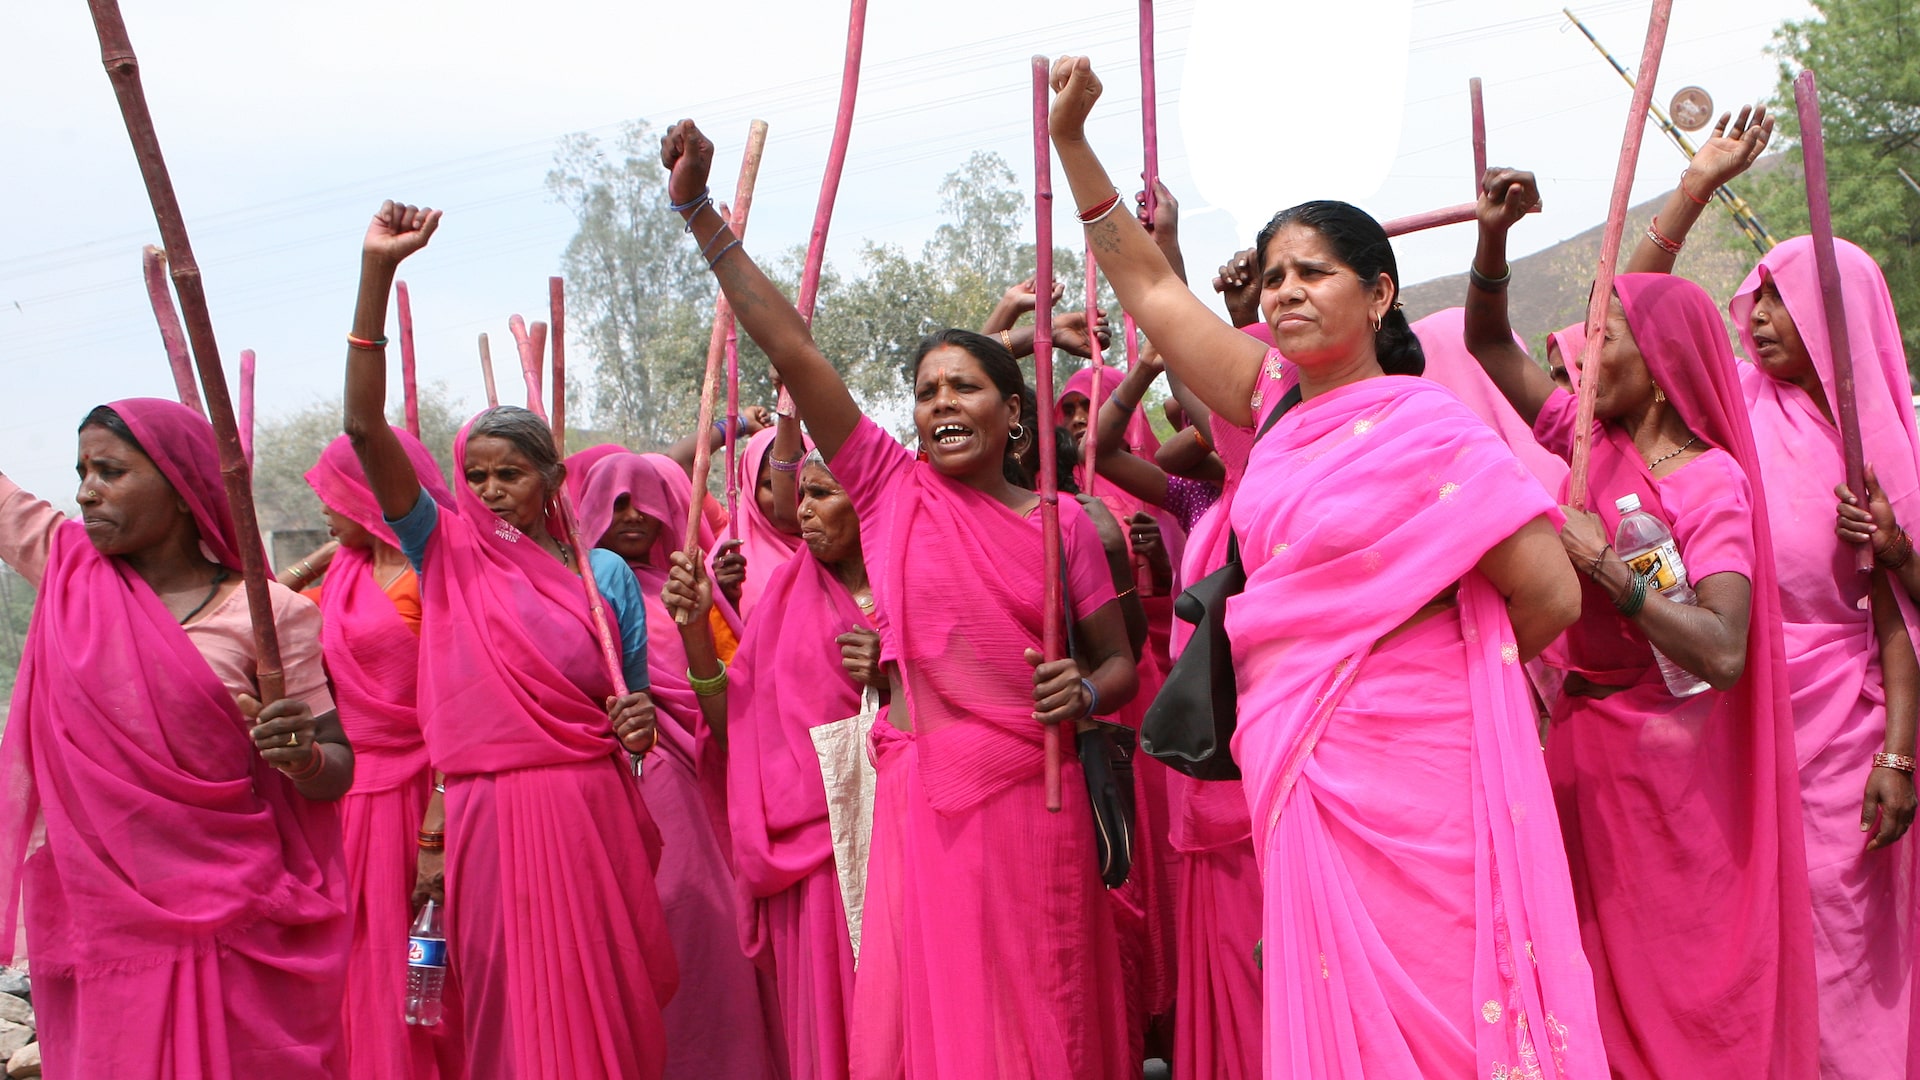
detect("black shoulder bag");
top-left (1062, 546), bottom-right (1135, 889)
top-left (1140, 385), bottom-right (1303, 780)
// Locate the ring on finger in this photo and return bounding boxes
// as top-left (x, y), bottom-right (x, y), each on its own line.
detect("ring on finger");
top-left (286, 731), bottom-right (298, 748)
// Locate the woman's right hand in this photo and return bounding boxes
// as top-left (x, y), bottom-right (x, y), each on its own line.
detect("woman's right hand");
top-left (1212, 247), bottom-right (1262, 327)
top-left (660, 119), bottom-right (716, 207)
top-left (1836, 463), bottom-right (1898, 552)
top-left (362, 201), bottom-right (442, 267)
top-left (712, 538), bottom-right (748, 609)
top-left (411, 847), bottom-right (445, 911)
top-left (664, 548), bottom-right (715, 627)
top-left (1048, 56), bottom-right (1104, 143)
top-left (837, 627), bottom-right (887, 691)
top-left (1052, 309), bottom-right (1112, 358)
top-left (1476, 168), bottom-right (1540, 235)
top-left (1684, 104), bottom-right (1774, 195)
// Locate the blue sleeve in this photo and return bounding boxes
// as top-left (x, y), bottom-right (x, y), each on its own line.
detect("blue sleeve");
top-left (385, 488), bottom-right (439, 572)
top-left (590, 548), bottom-right (651, 691)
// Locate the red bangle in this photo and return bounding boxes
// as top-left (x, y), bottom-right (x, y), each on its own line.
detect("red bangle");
top-left (1076, 192), bottom-right (1124, 224)
top-left (347, 334), bottom-right (388, 351)
top-left (286, 741), bottom-right (327, 783)
top-left (1678, 171), bottom-right (1710, 206)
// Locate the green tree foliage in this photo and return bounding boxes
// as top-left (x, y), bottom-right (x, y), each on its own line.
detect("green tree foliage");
top-left (0, 565), bottom-right (32, 702)
top-left (1740, 0), bottom-right (1920, 364)
top-left (249, 382), bottom-right (464, 534)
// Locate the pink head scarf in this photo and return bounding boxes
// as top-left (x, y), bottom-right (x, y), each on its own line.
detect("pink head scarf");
top-left (1064, 363), bottom-right (1162, 460)
top-left (0, 398), bottom-right (344, 976)
top-left (1547, 323), bottom-right (1585, 381)
top-left (564, 442), bottom-right (629, 505)
top-left (1412, 307), bottom-right (1571, 494)
top-left (412, 417), bottom-right (624, 775)
top-left (729, 426), bottom-right (809, 618)
top-left (1062, 363), bottom-right (1188, 577)
top-left (304, 431), bottom-right (452, 792)
top-left (1730, 235), bottom-right (1919, 530)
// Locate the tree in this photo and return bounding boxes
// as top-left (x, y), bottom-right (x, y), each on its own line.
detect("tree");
top-left (249, 382), bottom-right (464, 535)
top-left (1739, 0), bottom-right (1920, 363)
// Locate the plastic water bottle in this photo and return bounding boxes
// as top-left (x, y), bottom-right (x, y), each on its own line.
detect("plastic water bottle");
top-left (1614, 494), bottom-right (1711, 698)
top-left (405, 900), bottom-right (447, 1026)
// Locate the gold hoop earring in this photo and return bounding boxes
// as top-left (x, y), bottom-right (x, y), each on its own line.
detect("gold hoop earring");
top-left (1652, 385), bottom-right (1667, 406)
top-left (1372, 315), bottom-right (1382, 333)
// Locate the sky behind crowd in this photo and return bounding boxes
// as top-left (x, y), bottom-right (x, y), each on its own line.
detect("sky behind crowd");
top-left (2, 0), bottom-right (1808, 507)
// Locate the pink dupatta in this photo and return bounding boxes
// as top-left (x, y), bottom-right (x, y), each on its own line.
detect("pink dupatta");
top-left (1225, 376), bottom-right (1605, 1077)
top-left (1414, 307), bottom-right (1571, 494)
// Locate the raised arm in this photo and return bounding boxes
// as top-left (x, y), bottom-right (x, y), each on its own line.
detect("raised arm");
top-left (1624, 105), bottom-right (1773, 275)
top-left (344, 201), bottom-right (443, 520)
top-left (1049, 57), bottom-right (1267, 427)
top-left (662, 121), bottom-right (863, 461)
top-left (1463, 169), bottom-right (1556, 426)
top-left (981, 275), bottom-right (1063, 337)
top-left (1091, 354), bottom-right (1171, 508)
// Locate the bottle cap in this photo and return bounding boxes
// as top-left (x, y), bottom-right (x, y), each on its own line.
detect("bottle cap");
top-left (1615, 493), bottom-right (1642, 514)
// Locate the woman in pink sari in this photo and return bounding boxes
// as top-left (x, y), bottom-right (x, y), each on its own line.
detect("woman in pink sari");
top-left (1052, 58), bottom-right (1602, 1078)
top-left (343, 201), bottom-right (677, 1079)
top-left (665, 119), bottom-right (1139, 1079)
top-left (729, 419), bottom-right (809, 619)
top-left (0, 398), bottom-right (353, 1078)
top-left (305, 431), bottom-right (465, 1079)
top-left (577, 450), bottom-right (784, 1079)
top-left (1467, 168), bottom-right (1817, 1077)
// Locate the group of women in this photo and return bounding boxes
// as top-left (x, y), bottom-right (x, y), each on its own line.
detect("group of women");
top-left (0, 50), bottom-right (1916, 1080)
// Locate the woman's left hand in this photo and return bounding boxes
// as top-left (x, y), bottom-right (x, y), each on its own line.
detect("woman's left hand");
top-left (1558, 506), bottom-right (1609, 572)
top-left (665, 549), bottom-right (715, 627)
top-left (1129, 512), bottom-right (1173, 588)
top-left (607, 692), bottom-right (660, 754)
top-left (1862, 765), bottom-right (1917, 851)
top-left (712, 539), bottom-right (747, 608)
top-left (1076, 494), bottom-right (1128, 559)
top-left (1024, 648), bottom-right (1091, 726)
top-left (241, 694), bottom-right (319, 773)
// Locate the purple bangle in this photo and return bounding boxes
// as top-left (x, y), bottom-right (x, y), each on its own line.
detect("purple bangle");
top-left (768, 452), bottom-right (803, 474)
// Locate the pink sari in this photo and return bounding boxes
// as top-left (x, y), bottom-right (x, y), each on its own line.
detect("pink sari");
top-left (578, 452), bottom-right (783, 1080)
top-left (1414, 307), bottom-right (1571, 495)
top-left (1731, 237), bottom-right (1920, 1077)
top-left (1223, 371), bottom-right (1606, 1078)
top-left (305, 432), bottom-right (462, 1080)
top-left (1537, 274), bottom-right (1816, 1078)
top-left (729, 540), bottom-right (872, 1080)
top-left (731, 426), bottom-right (809, 618)
top-left (0, 398), bottom-right (348, 1079)
top-left (830, 416), bottom-right (1129, 1080)
top-left (414, 422), bottom-right (677, 1080)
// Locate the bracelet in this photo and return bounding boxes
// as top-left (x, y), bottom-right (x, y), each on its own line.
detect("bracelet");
top-left (1645, 216), bottom-right (1684, 256)
top-left (699, 221), bottom-right (736, 260)
top-left (1876, 526), bottom-right (1914, 570)
top-left (1000, 329), bottom-right (1014, 353)
top-left (668, 187), bottom-right (712, 214)
top-left (1874, 752), bottom-right (1917, 774)
top-left (1585, 544), bottom-right (1613, 581)
top-left (689, 663), bottom-right (729, 698)
top-left (768, 452), bottom-right (803, 474)
top-left (1079, 676), bottom-right (1101, 718)
top-left (1114, 585), bottom-right (1137, 600)
top-left (1113, 396), bottom-right (1138, 417)
top-left (347, 334), bottom-right (388, 351)
top-left (1467, 261), bottom-right (1511, 294)
top-left (417, 829), bottom-right (446, 851)
top-left (1191, 428), bottom-right (1210, 451)
top-left (287, 561), bottom-right (312, 582)
top-left (706, 237), bottom-right (743, 267)
top-left (286, 741), bottom-right (327, 783)
top-left (1077, 191), bottom-right (1124, 225)
top-left (1679, 170), bottom-right (1711, 206)
top-left (1613, 570), bottom-right (1649, 618)
top-left (713, 416), bottom-right (750, 439)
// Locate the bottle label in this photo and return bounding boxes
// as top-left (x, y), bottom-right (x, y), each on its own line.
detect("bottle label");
top-left (407, 936), bottom-right (448, 969)
top-left (1625, 540), bottom-right (1686, 592)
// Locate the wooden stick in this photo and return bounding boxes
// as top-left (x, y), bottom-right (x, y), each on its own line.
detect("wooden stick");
top-left (1138, 0), bottom-right (1160, 226)
top-left (239, 348), bottom-right (255, 468)
top-left (724, 318), bottom-right (742, 536)
top-left (1567, 0), bottom-right (1673, 510)
top-left (478, 332), bottom-right (499, 408)
top-left (87, 0), bottom-right (284, 701)
top-left (508, 315), bottom-right (548, 421)
top-left (682, 121), bottom-right (769, 586)
top-left (397, 280), bottom-right (420, 437)
top-left (1033, 56), bottom-right (1064, 814)
top-left (550, 277), bottom-right (567, 453)
top-left (1795, 69), bottom-right (1871, 573)
top-left (1470, 76), bottom-right (1487, 193)
top-left (1083, 245), bottom-right (1103, 499)
top-left (529, 321), bottom-right (549, 414)
top-left (142, 246), bottom-right (203, 416)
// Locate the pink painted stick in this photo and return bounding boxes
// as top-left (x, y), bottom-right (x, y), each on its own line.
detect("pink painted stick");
top-left (478, 333), bottom-right (499, 408)
top-left (1138, 0), bottom-right (1160, 225)
top-left (550, 277), bottom-right (567, 452)
top-left (238, 348), bottom-right (255, 468)
top-left (142, 245), bottom-right (203, 416)
top-left (1568, 0), bottom-right (1673, 511)
top-left (1083, 245), bottom-right (1103, 498)
top-left (508, 315), bottom-right (548, 422)
top-left (529, 321), bottom-right (549, 413)
top-left (724, 318), bottom-right (742, 537)
top-left (396, 280), bottom-right (420, 437)
top-left (683, 121), bottom-right (769, 580)
top-left (1033, 56), bottom-right (1064, 814)
top-left (1381, 201), bottom-right (1538, 237)
top-left (1795, 69), bottom-right (1871, 573)
top-left (1470, 77), bottom-right (1487, 195)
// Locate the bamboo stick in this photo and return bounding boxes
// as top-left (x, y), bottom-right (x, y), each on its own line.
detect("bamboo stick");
top-left (397, 280), bottom-right (420, 437)
top-left (550, 277), bottom-right (567, 453)
top-left (1380, 201), bottom-right (1538, 238)
top-left (87, 0), bottom-right (284, 701)
top-left (682, 120), bottom-right (769, 596)
top-left (1138, 0), bottom-right (1160, 226)
top-left (1033, 56), bottom-right (1064, 814)
top-left (508, 315), bottom-right (548, 421)
top-left (1795, 69), bottom-right (1871, 573)
top-left (239, 348), bottom-right (255, 468)
top-left (1470, 77), bottom-right (1487, 193)
top-left (142, 246), bottom-right (202, 416)
top-left (1567, 0), bottom-right (1673, 510)
top-left (478, 333), bottom-right (499, 408)
top-left (1083, 245), bottom-right (1103, 499)
top-left (724, 319), bottom-right (742, 535)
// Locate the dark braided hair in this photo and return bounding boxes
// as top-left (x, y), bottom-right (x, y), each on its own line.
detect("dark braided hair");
top-left (1254, 200), bottom-right (1424, 377)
